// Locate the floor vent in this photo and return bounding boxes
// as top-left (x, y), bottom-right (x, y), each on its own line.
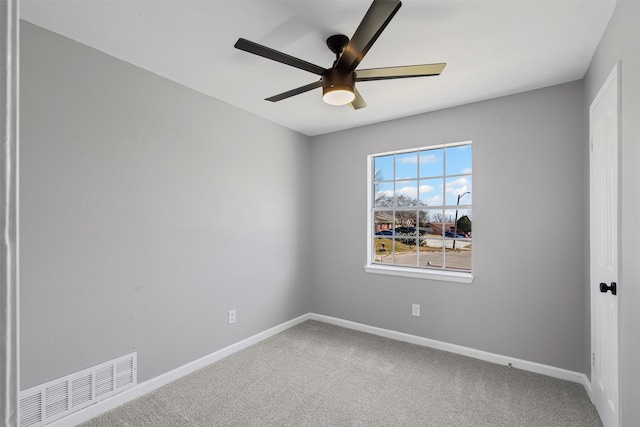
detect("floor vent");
top-left (19, 352), bottom-right (137, 427)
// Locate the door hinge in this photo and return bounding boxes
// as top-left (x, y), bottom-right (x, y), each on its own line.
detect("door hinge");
top-left (592, 352), bottom-right (596, 365)
top-left (590, 138), bottom-right (594, 152)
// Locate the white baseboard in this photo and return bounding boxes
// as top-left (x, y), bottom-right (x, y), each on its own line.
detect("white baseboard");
top-left (309, 313), bottom-right (593, 401)
top-left (48, 312), bottom-right (592, 426)
top-left (48, 313), bottom-right (312, 427)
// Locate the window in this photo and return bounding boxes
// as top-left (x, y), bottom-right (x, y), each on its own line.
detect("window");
top-left (366, 142), bottom-right (473, 282)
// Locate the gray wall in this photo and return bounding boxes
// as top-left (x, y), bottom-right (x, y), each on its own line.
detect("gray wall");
top-left (21, 5), bottom-right (637, 419)
top-left (20, 22), bottom-right (311, 389)
top-left (584, 2), bottom-right (640, 425)
top-left (310, 81), bottom-right (587, 373)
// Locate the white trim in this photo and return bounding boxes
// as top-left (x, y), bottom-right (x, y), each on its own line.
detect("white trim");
top-left (366, 142), bottom-right (474, 279)
top-left (46, 312), bottom-right (593, 426)
top-left (590, 61), bottom-right (619, 111)
top-left (310, 314), bottom-right (593, 399)
top-left (584, 376), bottom-right (594, 403)
top-left (371, 140), bottom-right (473, 158)
top-left (589, 61), bottom-right (621, 427)
top-left (1, 1), bottom-right (20, 426)
top-left (47, 314), bottom-right (312, 427)
top-left (364, 264), bottom-right (473, 283)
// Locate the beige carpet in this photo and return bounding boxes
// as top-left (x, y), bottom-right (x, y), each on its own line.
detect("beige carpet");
top-left (82, 320), bottom-right (602, 426)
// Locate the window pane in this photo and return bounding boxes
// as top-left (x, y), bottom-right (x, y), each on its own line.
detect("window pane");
top-left (446, 144), bottom-right (472, 175)
top-left (395, 152), bottom-right (418, 180)
top-left (418, 210), bottom-right (437, 236)
top-left (394, 211), bottom-right (417, 236)
top-left (445, 240), bottom-right (472, 271)
top-left (444, 176), bottom-right (472, 206)
top-left (419, 148), bottom-right (443, 178)
top-left (419, 178), bottom-right (443, 207)
top-left (393, 238), bottom-right (417, 267)
top-left (419, 239), bottom-right (444, 268)
top-left (444, 209), bottom-right (472, 238)
top-left (429, 209), bottom-right (447, 223)
top-left (374, 155), bottom-right (394, 182)
top-left (374, 211), bottom-right (394, 235)
top-left (373, 237), bottom-right (393, 264)
top-left (396, 181), bottom-right (418, 206)
top-left (374, 182), bottom-right (393, 207)
top-left (454, 209), bottom-right (472, 238)
top-left (428, 209), bottom-right (453, 237)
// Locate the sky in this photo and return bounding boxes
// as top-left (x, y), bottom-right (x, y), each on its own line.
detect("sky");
top-left (374, 143), bottom-right (472, 211)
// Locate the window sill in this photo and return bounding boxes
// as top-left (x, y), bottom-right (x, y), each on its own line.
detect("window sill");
top-left (364, 264), bottom-right (473, 283)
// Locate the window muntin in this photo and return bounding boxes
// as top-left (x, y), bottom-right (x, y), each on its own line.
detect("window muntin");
top-left (369, 142), bottom-right (472, 275)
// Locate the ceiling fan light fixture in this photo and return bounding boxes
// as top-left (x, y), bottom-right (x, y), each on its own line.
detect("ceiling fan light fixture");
top-left (322, 69), bottom-right (356, 106)
top-left (323, 86), bottom-right (355, 106)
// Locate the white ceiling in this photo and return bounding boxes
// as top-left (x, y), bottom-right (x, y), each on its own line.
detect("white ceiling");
top-left (20, 0), bottom-right (616, 136)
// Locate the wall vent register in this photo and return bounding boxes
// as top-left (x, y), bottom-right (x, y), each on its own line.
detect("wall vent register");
top-left (19, 352), bottom-right (137, 427)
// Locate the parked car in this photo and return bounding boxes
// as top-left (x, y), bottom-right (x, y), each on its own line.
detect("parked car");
top-left (445, 231), bottom-right (466, 238)
top-left (375, 230), bottom-right (393, 236)
top-left (394, 227), bottom-right (416, 235)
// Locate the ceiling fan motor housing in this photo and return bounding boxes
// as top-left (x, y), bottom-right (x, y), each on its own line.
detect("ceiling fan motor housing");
top-left (322, 68), bottom-right (355, 95)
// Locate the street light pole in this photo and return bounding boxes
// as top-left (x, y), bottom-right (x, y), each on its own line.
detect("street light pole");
top-left (453, 191), bottom-right (470, 250)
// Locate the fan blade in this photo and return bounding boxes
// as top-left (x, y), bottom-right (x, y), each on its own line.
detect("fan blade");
top-left (356, 63), bottom-right (446, 82)
top-left (349, 88), bottom-right (368, 110)
top-left (265, 80), bottom-right (323, 102)
top-left (336, 0), bottom-right (402, 71)
top-left (235, 38), bottom-right (326, 76)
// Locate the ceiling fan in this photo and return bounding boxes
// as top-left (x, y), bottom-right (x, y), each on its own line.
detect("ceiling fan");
top-left (234, 0), bottom-right (446, 110)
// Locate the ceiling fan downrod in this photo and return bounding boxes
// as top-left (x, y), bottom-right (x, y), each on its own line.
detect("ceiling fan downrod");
top-left (326, 34), bottom-right (350, 65)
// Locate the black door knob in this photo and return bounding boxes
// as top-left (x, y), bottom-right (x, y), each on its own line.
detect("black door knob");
top-left (600, 282), bottom-right (617, 295)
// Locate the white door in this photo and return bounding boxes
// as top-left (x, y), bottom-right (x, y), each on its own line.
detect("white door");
top-left (590, 63), bottom-right (619, 427)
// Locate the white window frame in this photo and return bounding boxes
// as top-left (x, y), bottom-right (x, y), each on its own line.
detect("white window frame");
top-left (365, 141), bottom-right (473, 283)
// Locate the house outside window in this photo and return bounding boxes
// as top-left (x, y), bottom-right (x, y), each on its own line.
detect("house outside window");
top-left (366, 142), bottom-right (473, 283)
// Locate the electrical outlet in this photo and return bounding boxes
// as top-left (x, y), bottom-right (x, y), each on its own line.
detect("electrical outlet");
top-left (412, 304), bottom-right (420, 317)
top-left (228, 309), bottom-right (236, 324)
